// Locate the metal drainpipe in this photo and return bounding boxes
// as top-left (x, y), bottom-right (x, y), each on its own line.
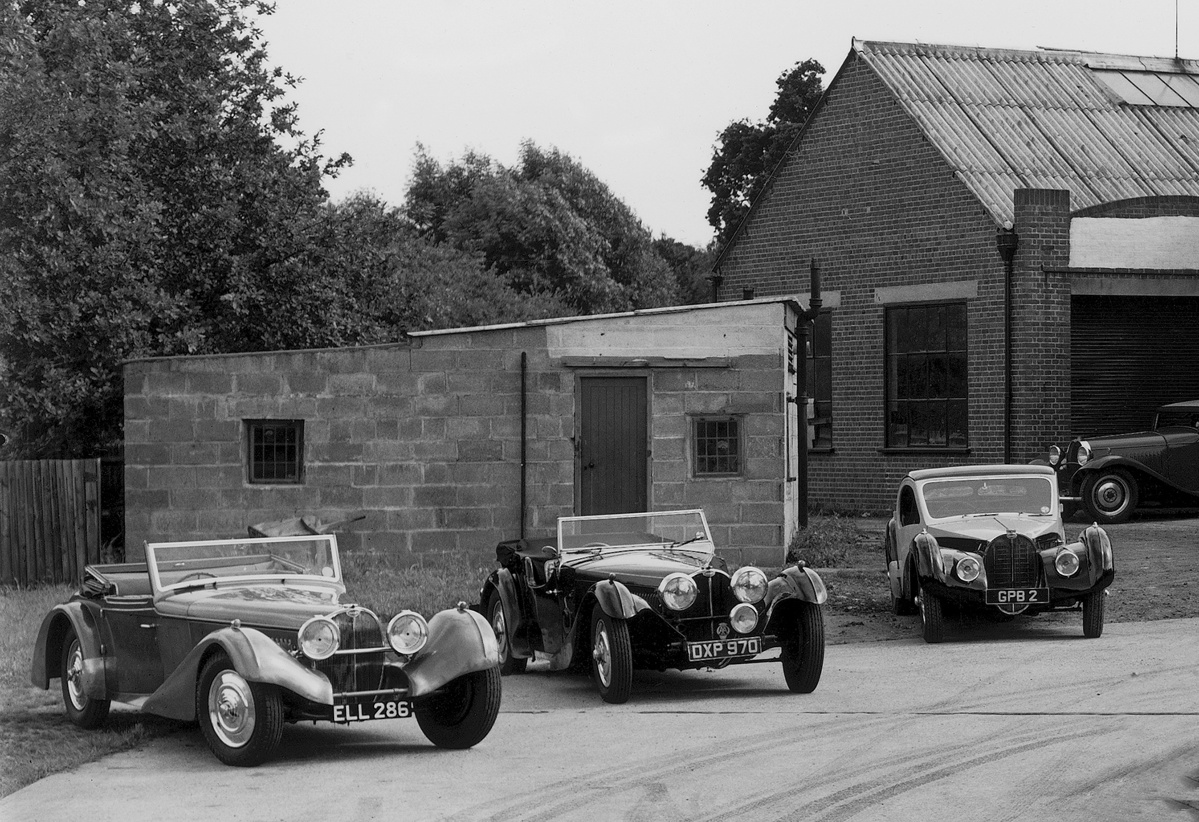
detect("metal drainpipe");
top-left (520, 351), bottom-right (527, 539)
top-left (996, 227), bottom-right (1019, 464)
top-left (794, 259), bottom-right (823, 530)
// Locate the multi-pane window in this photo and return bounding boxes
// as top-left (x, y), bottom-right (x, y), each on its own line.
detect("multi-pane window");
top-left (247, 420), bottom-right (304, 484)
top-left (885, 303), bottom-right (968, 448)
top-left (693, 416), bottom-right (742, 476)
top-left (807, 309), bottom-right (833, 449)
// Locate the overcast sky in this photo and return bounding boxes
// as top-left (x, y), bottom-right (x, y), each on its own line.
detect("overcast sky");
top-left (255, 0), bottom-right (1198, 247)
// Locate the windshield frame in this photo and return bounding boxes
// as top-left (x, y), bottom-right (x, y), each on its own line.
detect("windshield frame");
top-left (556, 509), bottom-right (715, 559)
top-left (917, 474), bottom-right (1057, 520)
top-left (146, 534), bottom-right (342, 595)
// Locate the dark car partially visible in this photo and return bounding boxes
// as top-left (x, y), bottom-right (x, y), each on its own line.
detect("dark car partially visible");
top-left (1040, 400), bottom-right (1199, 524)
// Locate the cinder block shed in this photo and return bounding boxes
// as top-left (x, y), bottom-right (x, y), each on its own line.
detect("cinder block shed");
top-left (123, 299), bottom-right (811, 567)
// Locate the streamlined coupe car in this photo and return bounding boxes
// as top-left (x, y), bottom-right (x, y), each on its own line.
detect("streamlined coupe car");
top-left (885, 465), bottom-right (1115, 643)
top-left (1039, 400), bottom-right (1199, 524)
top-left (478, 509), bottom-right (827, 703)
top-left (31, 534), bottom-right (501, 766)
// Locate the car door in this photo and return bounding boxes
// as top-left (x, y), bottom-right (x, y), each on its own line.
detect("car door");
top-left (101, 598), bottom-right (165, 696)
top-left (1161, 428), bottom-right (1199, 493)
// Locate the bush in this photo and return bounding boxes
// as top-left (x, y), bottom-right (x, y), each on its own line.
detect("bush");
top-left (785, 514), bottom-right (862, 567)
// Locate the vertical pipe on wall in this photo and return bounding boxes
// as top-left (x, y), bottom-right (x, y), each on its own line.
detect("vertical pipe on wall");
top-left (520, 351), bottom-right (527, 539)
top-left (795, 259), bottom-right (824, 530)
top-left (996, 227), bottom-right (1019, 464)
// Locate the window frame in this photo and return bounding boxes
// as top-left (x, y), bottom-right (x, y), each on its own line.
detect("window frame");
top-left (246, 419), bottom-right (305, 485)
top-left (691, 414), bottom-right (744, 478)
top-left (884, 301), bottom-right (969, 450)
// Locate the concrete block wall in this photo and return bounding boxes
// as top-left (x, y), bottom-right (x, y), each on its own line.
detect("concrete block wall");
top-left (124, 325), bottom-right (575, 562)
top-left (649, 353), bottom-right (787, 566)
top-left (716, 53), bottom-right (1011, 513)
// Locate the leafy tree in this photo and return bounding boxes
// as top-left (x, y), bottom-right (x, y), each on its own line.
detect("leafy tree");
top-left (406, 142), bottom-right (678, 316)
top-left (702, 59), bottom-right (826, 249)
top-left (0, 0), bottom-right (349, 458)
top-left (653, 236), bottom-right (716, 305)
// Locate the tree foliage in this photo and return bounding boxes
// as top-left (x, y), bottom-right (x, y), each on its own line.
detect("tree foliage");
top-left (406, 142), bottom-right (678, 316)
top-left (0, 1), bottom-right (713, 459)
top-left (0, 0), bottom-right (351, 457)
top-left (702, 59), bottom-right (826, 249)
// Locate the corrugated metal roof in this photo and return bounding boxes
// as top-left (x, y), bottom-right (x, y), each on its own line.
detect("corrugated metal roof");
top-left (856, 40), bottom-right (1199, 224)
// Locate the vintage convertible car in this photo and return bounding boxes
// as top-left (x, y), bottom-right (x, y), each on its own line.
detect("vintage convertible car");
top-left (477, 509), bottom-right (826, 703)
top-left (1039, 400), bottom-right (1199, 524)
top-left (31, 534), bottom-right (501, 766)
top-left (885, 465), bottom-right (1115, 643)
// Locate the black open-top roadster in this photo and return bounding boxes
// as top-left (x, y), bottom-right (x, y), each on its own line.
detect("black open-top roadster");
top-left (478, 509), bottom-right (826, 703)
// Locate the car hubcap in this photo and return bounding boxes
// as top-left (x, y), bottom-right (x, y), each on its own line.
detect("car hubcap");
top-left (66, 642), bottom-right (86, 710)
top-left (593, 624), bottom-right (611, 687)
top-left (491, 604), bottom-right (508, 660)
top-left (1095, 479), bottom-right (1127, 512)
top-left (208, 670), bottom-right (255, 748)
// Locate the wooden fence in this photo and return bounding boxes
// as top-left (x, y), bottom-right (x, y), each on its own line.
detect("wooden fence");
top-left (0, 459), bottom-right (101, 586)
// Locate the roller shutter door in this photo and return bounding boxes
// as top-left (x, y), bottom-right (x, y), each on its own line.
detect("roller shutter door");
top-left (1071, 295), bottom-right (1199, 435)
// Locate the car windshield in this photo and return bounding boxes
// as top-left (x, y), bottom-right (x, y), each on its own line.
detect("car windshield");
top-left (146, 535), bottom-right (341, 592)
top-left (557, 510), bottom-right (714, 558)
top-left (1155, 410), bottom-right (1199, 430)
top-left (920, 476), bottom-right (1055, 518)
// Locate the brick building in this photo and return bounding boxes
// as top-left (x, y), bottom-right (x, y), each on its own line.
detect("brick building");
top-left (715, 40), bottom-right (1199, 512)
top-left (123, 300), bottom-right (808, 566)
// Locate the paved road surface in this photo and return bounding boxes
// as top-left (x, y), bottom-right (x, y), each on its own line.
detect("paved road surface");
top-left (4, 617), bottom-right (1197, 821)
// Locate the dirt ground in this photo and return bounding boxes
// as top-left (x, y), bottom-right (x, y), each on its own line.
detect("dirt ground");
top-left (820, 510), bottom-right (1199, 645)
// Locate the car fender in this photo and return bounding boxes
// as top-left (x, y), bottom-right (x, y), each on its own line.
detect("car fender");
top-left (765, 565), bottom-right (828, 612)
top-left (141, 625), bottom-right (333, 722)
top-left (1082, 522), bottom-right (1115, 574)
top-left (482, 569), bottom-right (533, 659)
top-left (1075, 455), bottom-right (1180, 493)
top-left (913, 531), bottom-right (947, 583)
top-left (404, 606), bottom-right (500, 698)
top-left (591, 578), bottom-right (642, 620)
top-left (30, 603), bottom-right (106, 699)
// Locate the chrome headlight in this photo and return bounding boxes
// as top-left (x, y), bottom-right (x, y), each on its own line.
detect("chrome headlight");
top-left (1076, 441), bottom-right (1091, 466)
top-left (729, 602), bottom-right (759, 634)
top-left (1054, 549), bottom-right (1080, 577)
top-left (731, 566), bottom-right (768, 603)
top-left (298, 616), bottom-right (340, 660)
top-left (387, 610), bottom-right (429, 655)
top-left (954, 556), bottom-right (981, 583)
top-left (1048, 445), bottom-right (1061, 466)
top-left (659, 573), bottom-right (698, 611)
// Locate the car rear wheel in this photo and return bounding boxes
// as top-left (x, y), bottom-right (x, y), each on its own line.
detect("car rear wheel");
top-left (1082, 590), bottom-right (1105, 638)
top-left (780, 602), bottom-right (825, 693)
top-left (487, 592), bottom-right (527, 675)
top-left (1081, 469), bottom-right (1138, 525)
top-left (590, 606), bottom-right (633, 704)
top-left (918, 586), bottom-right (946, 644)
top-left (888, 542), bottom-right (917, 616)
top-left (60, 629), bottom-right (110, 729)
top-left (414, 667), bottom-right (502, 749)
top-left (197, 654), bottom-right (284, 767)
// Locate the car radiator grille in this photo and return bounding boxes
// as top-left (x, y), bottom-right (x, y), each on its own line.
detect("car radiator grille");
top-left (313, 608), bottom-right (386, 695)
top-left (984, 534), bottom-right (1041, 588)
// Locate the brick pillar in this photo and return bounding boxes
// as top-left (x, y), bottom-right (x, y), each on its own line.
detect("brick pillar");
top-left (1010, 189), bottom-right (1072, 462)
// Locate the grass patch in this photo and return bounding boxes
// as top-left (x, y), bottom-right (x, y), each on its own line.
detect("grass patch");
top-left (340, 547), bottom-right (496, 618)
top-left (786, 513), bottom-right (879, 568)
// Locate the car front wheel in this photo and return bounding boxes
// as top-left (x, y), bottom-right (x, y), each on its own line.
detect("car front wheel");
top-left (590, 606), bottom-right (633, 704)
top-left (60, 629), bottom-right (110, 729)
top-left (1082, 590), bottom-right (1105, 638)
top-left (918, 586), bottom-right (946, 644)
top-left (1081, 469), bottom-right (1138, 525)
top-left (487, 592), bottom-right (527, 675)
top-left (197, 654), bottom-right (284, 767)
top-left (780, 602), bottom-right (825, 693)
top-left (414, 667), bottom-right (502, 749)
